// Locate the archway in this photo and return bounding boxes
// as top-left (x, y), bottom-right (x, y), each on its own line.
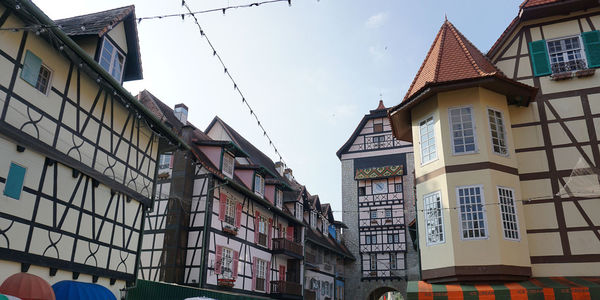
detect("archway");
top-left (367, 286), bottom-right (404, 300)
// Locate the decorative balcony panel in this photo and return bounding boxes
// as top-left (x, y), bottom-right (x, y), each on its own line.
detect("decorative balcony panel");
top-left (272, 238), bottom-right (304, 259)
top-left (271, 281), bottom-right (302, 297)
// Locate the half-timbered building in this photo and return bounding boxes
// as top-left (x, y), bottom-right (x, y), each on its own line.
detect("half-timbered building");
top-left (137, 92), bottom-right (306, 299)
top-left (389, 0), bottom-right (600, 298)
top-left (337, 100), bottom-right (418, 299)
top-left (0, 1), bottom-right (185, 298)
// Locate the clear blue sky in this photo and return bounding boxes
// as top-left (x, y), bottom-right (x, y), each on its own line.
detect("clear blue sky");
top-left (35, 0), bottom-right (524, 218)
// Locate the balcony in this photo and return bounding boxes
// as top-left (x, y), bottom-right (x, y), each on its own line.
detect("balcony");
top-left (270, 281), bottom-right (302, 298)
top-left (272, 238), bottom-right (303, 259)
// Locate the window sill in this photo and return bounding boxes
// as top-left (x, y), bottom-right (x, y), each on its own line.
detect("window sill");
top-left (223, 224), bottom-right (238, 236)
top-left (550, 68), bottom-right (595, 80)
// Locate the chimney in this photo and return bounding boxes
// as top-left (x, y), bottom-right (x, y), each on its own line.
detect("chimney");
top-left (174, 103), bottom-right (188, 124)
top-left (284, 168), bottom-right (293, 181)
top-left (275, 161), bottom-right (285, 176)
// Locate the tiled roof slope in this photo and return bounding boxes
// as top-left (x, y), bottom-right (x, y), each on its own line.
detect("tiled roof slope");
top-left (520, 0), bottom-right (562, 8)
top-left (404, 20), bottom-right (503, 102)
top-left (55, 6), bottom-right (134, 36)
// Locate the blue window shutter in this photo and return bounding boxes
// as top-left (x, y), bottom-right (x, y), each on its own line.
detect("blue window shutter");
top-left (528, 40), bottom-right (552, 77)
top-left (582, 30), bottom-right (600, 68)
top-left (4, 163), bottom-right (26, 200)
top-left (20, 50), bottom-right (42, 87)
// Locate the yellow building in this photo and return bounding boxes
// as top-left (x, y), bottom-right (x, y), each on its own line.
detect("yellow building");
top-left (0, 1), bottom-right (184, 298)
top-left (390, 0), bottom-right (600, 298)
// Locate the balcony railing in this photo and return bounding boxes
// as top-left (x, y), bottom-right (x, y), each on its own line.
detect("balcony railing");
top-left (305, 252), bottom-right (317, 265)
top-left (272, 238), bottom-right (303, 257)
top-left (270, 281), bottom-right (302, 296)
top-left (258, 233), bottom-right (267, 247)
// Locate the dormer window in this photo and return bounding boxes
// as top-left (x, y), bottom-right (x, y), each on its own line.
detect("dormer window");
top-left (310, 211), bottom-right (317, 228)
top-left (99, 38), bottom-right (125, 82)
top-left (275, 189), bottom-right (283, 208)
top-left (254, 174), bottom-right (264, 196)
top-left (295, 202), bottom-right (303, 220)
top-left (222, 152), bottom-right (234, 178)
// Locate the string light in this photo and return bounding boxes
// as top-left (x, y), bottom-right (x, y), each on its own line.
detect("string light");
top-left (181, 0), bottom-right (291, 169)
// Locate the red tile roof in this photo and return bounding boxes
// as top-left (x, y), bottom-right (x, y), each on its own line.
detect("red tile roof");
top-left (403, 20), bottom-right (504, 102)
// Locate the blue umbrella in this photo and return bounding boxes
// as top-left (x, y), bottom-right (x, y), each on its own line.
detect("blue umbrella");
top-left (52, 281), bottom-right (116, 300)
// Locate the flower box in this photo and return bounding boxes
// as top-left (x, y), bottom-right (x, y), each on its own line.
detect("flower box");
top-left (576, 68), bottom-right (595, 78)
top-left (222, 224), bottom-right (238, 236)
top-left (217, 278), bottom-right (235, 288)
top-left (550, 72), bottom-right (572, 81)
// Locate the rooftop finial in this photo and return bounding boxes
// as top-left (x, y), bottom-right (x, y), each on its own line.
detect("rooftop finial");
top-left (445, 13), bottom-right (448, 22)
top-left (376, 99), bottom-right (385, 110)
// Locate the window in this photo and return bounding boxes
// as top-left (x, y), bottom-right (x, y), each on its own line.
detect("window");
top-left (419, 116), bottom-right (437, 164)
top-left (449, 106), bottom-right (476, 154)
top-left (373, 123), bottom-right (383, 133)
top-left (222, 152), bottom-right (235, 178)
top-left (372, 180), bottom-right (388, 194)
top-left (498, 187), bottom-right (520, 240)
top-left (387, 233), bottom-right (399, 243)
top-left (372, 135), bottom-right (386, 144)
top-left (158, 153), bottom-right (171, 169)
top-left (275, 189), bottom-right (283, 208)
top-left (365, 235), bottom-right (371, 245)
top-left (221, 247), bottom-right (234, 279)
top-left (423, 191), bottom-right (444, 245)
top-left (385, 209), bottom-right (392, 219)
top-left (370, 210), bottom-right (378, 219)
top-left (358, 186), bottom-right (366, 196)
top-left (295, 202), bottom-right (303, 219)
top-left (488, 108), bottom-right (508, 156)
top-left (258, 216), bottom-right (267, 246)
top-left (254, 174), bottom-right (264, 196)
top-left (365, 234), bottom-right (376, 245)
top-left (224, 196), bottom-right (236, 226)
top-left (394, 183), bottom-right (403, 193)
top-left (390, 253), bottom-right (397, 270)
top-left (256, 259), bottom-right (266, 291)
top-left (370, 254), bottom-right (377, 270)
top-left (547, 36), bottom-right (586, 73)
top-left (20, 50), bottom-right (52, 94)
top-left (310, 211), bottom-right (317, 228)
top-left (99, 38), bottom-right (126, 82)
top-left (4, 163), bottom-right (26, 200)
top-left (457, 185), bottom-right (487, 239)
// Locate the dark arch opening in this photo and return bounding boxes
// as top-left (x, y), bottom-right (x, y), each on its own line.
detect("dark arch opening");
top-left (367, 286), bottom-right (402, 300)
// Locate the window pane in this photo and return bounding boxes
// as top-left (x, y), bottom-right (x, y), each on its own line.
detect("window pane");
top-left (449, 107), bottom-right (476, 154)
top-left (457, 186), bottom-right (487, 239)
top-left (424, 191), bottom-right (444, 245)
top-left (488, 109), bottom-right (508, 155)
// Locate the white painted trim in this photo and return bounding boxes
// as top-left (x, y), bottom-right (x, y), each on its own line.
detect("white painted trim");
top-left (423, 190), bottom-right (445, 246)
top-left (418, 114), bottom-right (438, 166)
top-left (496, 186), bottom-right (521, 242)
top-left (486, 107), bottom-right (510, 157)
top-left (447, 105), bottom-right (478, 156)
top-left (456, 184), bottom-right (489, 240)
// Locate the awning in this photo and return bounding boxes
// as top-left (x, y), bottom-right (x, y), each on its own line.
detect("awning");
top-left (355, 165), bottom-right (403, 180)
top-left (52, 281), bottom-right (116, 300)
top-left (0, 273), bottom-right (55, 300)
top-left (126, 280), bottom-right (272, 300)
top-left (408, 277), bottom-right (600, 300)
top-left (0, 295), bottom-right (22, 300)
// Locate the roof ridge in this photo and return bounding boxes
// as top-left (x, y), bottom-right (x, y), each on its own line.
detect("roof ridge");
top-left (433, 22), bottom-right (448, 82)
top-left (54, 5), bottom-right (134, 22)
top-left (447, 21), bottom-right (487, 76)
top-left (403, 21), bottom-right (446, 100)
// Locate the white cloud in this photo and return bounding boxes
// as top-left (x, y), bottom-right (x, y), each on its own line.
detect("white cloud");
top-left (365, 12), bottom-right (389, 29)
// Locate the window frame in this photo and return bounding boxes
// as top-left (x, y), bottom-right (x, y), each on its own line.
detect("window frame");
top-left (256, 258), bottom-right (266, 291)
top-left (419, 114), bottom-right (438, 165)
top-left (221, 247), bottom-right (234, 279)
top-left (275, 189), bottom-right (283, 208)
top-left (370, 210), bottom-right (378, 219)
top-left (98, 38), bottom-right (126, 82)
top-left (35, 63), bottom-right (53, 95)
top-left (372, 179), bottom-right (388, 194)
top-left (224, 195), bottom-right (236, 226)
top-left (448, 105), bottom-right (478, 155)
top-left (254, 173), bottom-right (265, 196)
top-left (456, 185), bottom-right (489, 240)
top-left (358, 186), bottom-right (366, 196)
top-left (369, 253), bottom-right (377, 271)
top-left (373, 122), bottom-right (383, 133)
top-left (497, 186), bottom-right (520, 241)
top-left (394, 183), bottom-right (403, 193)
top-left (546, 34), bottom-right (587, 74)
top-left (487, 107), bottom-right (509, 157)
top-left (158, 153), bottom-right (172, 169)
top-left (423, 190), bottom-right (445, 246)
top-left (221, 152), bottom-right (235, 178)
top-left (389, 253), bottom-right (397, 270)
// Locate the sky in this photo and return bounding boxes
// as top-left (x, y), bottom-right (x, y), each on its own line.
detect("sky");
top-left (34, 0), bottom-right (524, 219)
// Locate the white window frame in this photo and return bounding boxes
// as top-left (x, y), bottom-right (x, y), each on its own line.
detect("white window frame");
top-left (224, 196), bottom-right (236, 226)
top-left (456, 185), bottom-right (488, 240)
top-left (256, 258), bottom-right (266, 291)
top-left (419, 115), bottom-right (438, 165)
top-left (98, 38), bottom-right (126, 82)
top-left (221, 247), bottom-right (234, 279)
top-left (158, 153), bottom-right (171, 169)
top-left (254, 174), bottom-right (264, 196)
top-left (385, 208), bottom-right (392, 219)
top-left (497, 186), bottom-right (520, 241)
top-left (448, 105), bottom-right (477, 155)
top-left (35, 63), bottom-right (53, 95)
top-left (372, 179), bottom-right (388, 194)
top-left (275, 189), bottom-right (283, 208)
top-left (222, 152), bottom-right (235, 178)
top-left (423, 191), bottom-right (445, 246)
top-left (295, 202), bottom-right (303, 220)
top-left (487, 107), bottom-right (509, 157)
top-left (310, 211), bottom-right (317, 228)
top-left (546, 34), bottom-right (587, 74)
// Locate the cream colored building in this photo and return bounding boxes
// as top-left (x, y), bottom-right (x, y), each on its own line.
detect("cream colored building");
top-left (0, 1), bottom-right (183, 298)
top-left (390, 0), bottom-right (600, 284)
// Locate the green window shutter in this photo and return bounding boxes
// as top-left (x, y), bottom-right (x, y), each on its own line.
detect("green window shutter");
top-left (582, 30), bottom-right (600, 68)
top-left (20, 50), bottom-right (42, 86)
top-left (528, 40), bottom-right (552, 77)
top-left (4, 163), bottom-right (26, 200)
